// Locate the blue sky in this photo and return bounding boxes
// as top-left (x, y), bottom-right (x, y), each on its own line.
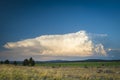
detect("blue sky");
top-left (0, 0), bottom-right (120, 61)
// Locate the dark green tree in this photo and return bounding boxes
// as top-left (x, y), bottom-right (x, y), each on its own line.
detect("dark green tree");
top-left (23, 59), bottom-right (29, 66)
top-left (4, 59), bottom-right (9, 64)
top-left (29, 57), bottom-right (35, 66)
top-left (13, 61), bottom-right (17, 66)
top-left (0, 61), bottom-right (3, 64)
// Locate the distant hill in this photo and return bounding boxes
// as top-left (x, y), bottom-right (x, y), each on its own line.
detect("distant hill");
top-left (36, 59), bottom-right (120, 63)
top-left (8, 59), bottom-right (120, 64)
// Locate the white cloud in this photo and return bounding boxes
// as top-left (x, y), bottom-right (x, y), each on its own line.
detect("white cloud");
top-left (107, 48), bottom-right (120, 51)
top-left (89, 33), bottom-right (108, 37)
top-left (4, 30), bottom-right (107, 57)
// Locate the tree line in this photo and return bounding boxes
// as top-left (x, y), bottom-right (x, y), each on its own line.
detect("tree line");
top-left (0, 57), bottom-right (35, 66)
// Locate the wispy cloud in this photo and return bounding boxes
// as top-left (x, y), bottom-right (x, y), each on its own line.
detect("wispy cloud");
top-left (4, 30), bottom-right (106, 57)
top-left (107, 48), bottom-right (120, 51)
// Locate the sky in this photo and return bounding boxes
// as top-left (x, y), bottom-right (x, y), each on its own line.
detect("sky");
top-left (0, 0), bottom-right (120, 61)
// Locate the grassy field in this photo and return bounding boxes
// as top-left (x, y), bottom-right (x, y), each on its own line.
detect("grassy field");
top-left (37, 61), bottom-right (120, 67)
top-left (0, 62), bottom-right (120, 80)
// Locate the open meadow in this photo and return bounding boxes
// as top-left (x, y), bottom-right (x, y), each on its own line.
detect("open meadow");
top-left (1, 0), bottom-right (120, 80)
top-left (0, 62), bottom-right (120, 80)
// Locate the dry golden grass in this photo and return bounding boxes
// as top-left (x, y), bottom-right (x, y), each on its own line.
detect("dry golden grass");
top-left (0, 64), bottom-right (120, 80)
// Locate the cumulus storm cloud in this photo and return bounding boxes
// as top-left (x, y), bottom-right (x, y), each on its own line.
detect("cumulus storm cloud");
top-left (4, 30), bottom-right (106, 57)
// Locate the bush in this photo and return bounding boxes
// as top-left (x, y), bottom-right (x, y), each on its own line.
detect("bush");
top-left (0, 61), bottom-right (3, 64)
top-left (23, 59), bottom-right (29, 66)
top-left (29, 57), bottom-right (35, 66)
top-left (4, 59), bottom-right (9, 64)
top-left (23, 57), bottom-right (35, 66)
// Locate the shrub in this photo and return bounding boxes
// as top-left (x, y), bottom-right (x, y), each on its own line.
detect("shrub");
top-left (0, 61), bottom-right (3, 64)
top-left (23, 57), bottom-right (35, 66)
top-left (4, 59), bottom-right (9, 64)
top-left (29, 57), bottom-right (35, 66)
top-left (23, 59), bottom-right (29, 66)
